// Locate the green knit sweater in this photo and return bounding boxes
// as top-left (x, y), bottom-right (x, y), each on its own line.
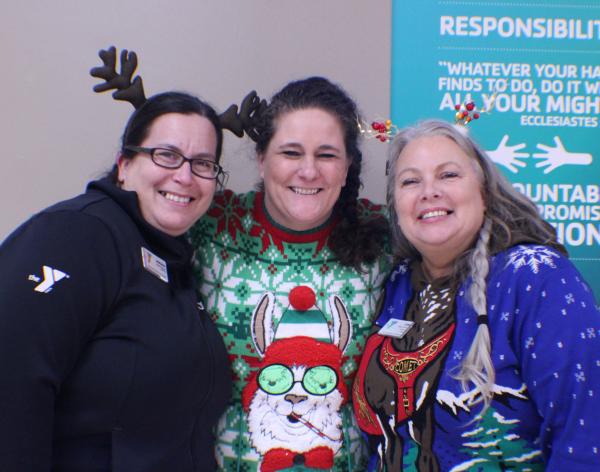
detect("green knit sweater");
top-left (189, 190), bottom-right (391, 472)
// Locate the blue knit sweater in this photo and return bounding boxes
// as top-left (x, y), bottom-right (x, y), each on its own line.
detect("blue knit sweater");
top-left (355, 244), bottom-right (600, 471)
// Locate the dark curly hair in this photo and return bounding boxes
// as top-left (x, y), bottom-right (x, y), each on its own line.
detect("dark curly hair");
top-left (254, 77), bottom-right (387, 269)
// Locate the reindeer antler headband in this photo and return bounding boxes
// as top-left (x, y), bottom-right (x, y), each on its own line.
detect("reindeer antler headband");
top-left (90, 46), bottom-right (266, 141)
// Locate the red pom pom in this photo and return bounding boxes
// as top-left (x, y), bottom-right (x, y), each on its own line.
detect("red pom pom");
top-left (473, 113), bottom-right (480, 119)
top-left (466, 102), bottom-right (475, 111)
top-left (454, 104), bottom-right (461, 111)
top-left (289, 286), bottom-right (316, 311)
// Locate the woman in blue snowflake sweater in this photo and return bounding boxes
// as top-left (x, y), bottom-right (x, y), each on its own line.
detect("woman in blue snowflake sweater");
top-left (353, 120), bottom-right (600, 471)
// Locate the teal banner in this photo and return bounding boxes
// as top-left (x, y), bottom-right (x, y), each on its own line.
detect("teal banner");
top-left (391, 0), bottom-right (600, 299)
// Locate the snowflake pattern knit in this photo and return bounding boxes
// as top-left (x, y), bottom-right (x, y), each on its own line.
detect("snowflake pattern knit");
top-left (355, 245), bottom-right (600, 471)
top-left (189, 190), bottom-right (391, 472)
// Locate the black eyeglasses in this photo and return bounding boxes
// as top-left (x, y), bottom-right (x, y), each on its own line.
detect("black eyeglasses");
top-left (124, 146), bottom-right (225, 183)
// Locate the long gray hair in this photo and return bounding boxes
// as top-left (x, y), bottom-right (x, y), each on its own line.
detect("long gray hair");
top-left (386, 120), bottom-right (561, 408)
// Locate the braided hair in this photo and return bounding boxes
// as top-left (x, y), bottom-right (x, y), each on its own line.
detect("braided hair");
top-left (457, 217), bottom-right (495, 409)
top-left (255, 77), bottom-right (387, 270)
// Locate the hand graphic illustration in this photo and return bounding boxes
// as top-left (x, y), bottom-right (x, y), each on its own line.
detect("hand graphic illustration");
top-left (533, 136), bottom-right (593, 174)
top-left (486, 135), bottom-right (529, 173)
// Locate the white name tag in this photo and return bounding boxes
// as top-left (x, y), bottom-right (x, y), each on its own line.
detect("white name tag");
top-left (379, 318), bottom-right (414, 339)
top-left (141, 247), bottom-right (169, 283)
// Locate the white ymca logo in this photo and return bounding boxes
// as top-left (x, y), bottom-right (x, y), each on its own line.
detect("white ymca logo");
top-left (28, 265), bottom-right (70, 293)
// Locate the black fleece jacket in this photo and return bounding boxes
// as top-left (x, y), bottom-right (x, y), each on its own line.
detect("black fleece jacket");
top-left (0, 178), bottom-right (231, 471)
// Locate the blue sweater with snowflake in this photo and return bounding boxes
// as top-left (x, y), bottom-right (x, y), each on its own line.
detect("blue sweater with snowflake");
top-left (358, 244), bottom-right (600, 471)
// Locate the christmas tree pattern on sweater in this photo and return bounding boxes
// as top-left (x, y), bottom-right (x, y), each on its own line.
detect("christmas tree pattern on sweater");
top-left (354, 245), bottom-right (600, 471)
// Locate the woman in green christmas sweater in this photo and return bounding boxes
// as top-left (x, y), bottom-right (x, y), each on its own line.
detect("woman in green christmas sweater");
top-left (189, 77), bottom-right (391, 471)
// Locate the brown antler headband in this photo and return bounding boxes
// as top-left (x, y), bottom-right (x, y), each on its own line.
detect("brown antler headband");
top-left (90, 46), bottom-right (146, 109)
top-left (90, 46), bottom-right (266, 141)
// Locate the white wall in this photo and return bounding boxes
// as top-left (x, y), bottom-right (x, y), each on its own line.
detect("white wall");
top-left (1, 0), bottom-right (391, 240)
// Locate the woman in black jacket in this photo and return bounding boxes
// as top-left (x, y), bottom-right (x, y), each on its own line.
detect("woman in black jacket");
top-left (0, 91), bottom-right (231, 471)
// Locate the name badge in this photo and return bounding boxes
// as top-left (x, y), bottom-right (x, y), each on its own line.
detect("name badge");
top-left (141, 247), bottom-right (169, 283)
top-left (379, 318), bottom-right (414, 339)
